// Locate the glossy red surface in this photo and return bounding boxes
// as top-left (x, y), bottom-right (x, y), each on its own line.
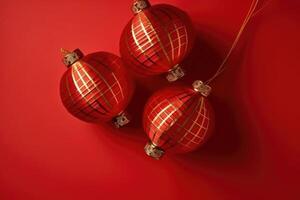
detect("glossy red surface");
top-left (60, 51), bottom-right (133, 122)
top-left (0, 0), bottom-right (299, 200)
top-left (143, 85), bottom-right (213, 153)
top-left (120, 2), bottom-right (195, 76)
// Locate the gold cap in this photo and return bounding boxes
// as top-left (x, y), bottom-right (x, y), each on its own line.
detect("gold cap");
top-left (144, 142), bottom-right (165, 160)
top-left (132, 0), bottom-right (151, 14)
top-left (61, 48), bottom-right (83, 67)
top-left (166, 64), bottom-right (185, 82)
top-left (192, 80), bottom-right (212, 97)
top-left (113, 112), bottom-right (130, 128)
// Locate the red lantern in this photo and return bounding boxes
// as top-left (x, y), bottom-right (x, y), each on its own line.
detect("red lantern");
top-left (143, 80), bottom-right (214, 159)
top-left (119, 0), bottom-right (195, 81)
top-left (59, 48), bottom-right (133, 127)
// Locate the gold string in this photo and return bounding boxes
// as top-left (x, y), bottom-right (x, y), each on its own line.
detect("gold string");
top-left (252, 0), bottom-right (273, 17)
top-left (205, 0), bottom-right (269, 85)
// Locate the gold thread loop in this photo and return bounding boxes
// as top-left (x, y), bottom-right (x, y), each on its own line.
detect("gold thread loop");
top-left (205, 0), bottom-right (270, 84)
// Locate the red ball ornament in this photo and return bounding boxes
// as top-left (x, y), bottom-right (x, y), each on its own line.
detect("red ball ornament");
top-left (143, 80), bottom-right (214, 159)
top-left (59, 48), bottom-right (133, 127)
top-left (120, 0), bottom-right (195, 81)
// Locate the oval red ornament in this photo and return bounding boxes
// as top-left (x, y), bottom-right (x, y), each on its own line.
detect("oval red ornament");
top-left (143, 81), bottom-right (214, 159)
top-left (120, 0), bottom-right (195, 81)
top-left (60, 49), bottom-right (133, 127)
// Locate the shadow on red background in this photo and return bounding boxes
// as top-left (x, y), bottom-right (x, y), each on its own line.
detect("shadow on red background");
top-left (92, 19), bottom-right (265, 182)
top-left (94, 26), bottom-right (248, 161)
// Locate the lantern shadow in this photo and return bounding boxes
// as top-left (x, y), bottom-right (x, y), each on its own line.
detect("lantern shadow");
top-left (171, 30), bottom-right (263, 175)
top-left (173, 32), bottom-right (243, 160)
top-left (121, 29), bottom-right (248, 162)
top-left (175, 30), bottom-right (245, 159)
top-left (91, 26), bottom-right (254, 165)
top-left (180, 34), bottom-right (223, 85)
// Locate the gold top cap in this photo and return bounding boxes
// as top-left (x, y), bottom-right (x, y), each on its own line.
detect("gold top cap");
top-left (61, 48), bottom-right (83, 67)
top-left (144, 142), bottom-right (165, 160)
top-left (132, 0), bottom-right (151, 14)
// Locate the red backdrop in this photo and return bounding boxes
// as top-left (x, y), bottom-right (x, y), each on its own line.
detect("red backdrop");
top-left (0, 0), bottom-right (299, 199)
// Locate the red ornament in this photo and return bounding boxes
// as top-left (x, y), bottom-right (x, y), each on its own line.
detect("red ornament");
top-left (119, 0), bottom-right (195, 81)
top-left (59, 48), bottom-right (133, 127)
top-left (143, 80), bottom-right (214, 159)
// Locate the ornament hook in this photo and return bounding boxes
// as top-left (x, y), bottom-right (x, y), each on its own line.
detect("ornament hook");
top-left (193, 80), bottom-right (212, 97)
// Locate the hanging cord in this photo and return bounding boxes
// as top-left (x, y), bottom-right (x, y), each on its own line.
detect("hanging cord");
top-left (205, 0), bottom-right (270, 85)
top-left (252, 0), bottom-right (272, 17)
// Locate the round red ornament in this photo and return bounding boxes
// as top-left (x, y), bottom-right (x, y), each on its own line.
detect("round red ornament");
top-left (143, 80), bottom-right (214, 159)
top-left (119, 0), bottom-right (195, 81)
top-left (59, 48), bottom-right (133, 127)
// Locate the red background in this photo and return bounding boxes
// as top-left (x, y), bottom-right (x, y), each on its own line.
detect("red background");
top-left (0, 0), bottom-right (299, 199)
